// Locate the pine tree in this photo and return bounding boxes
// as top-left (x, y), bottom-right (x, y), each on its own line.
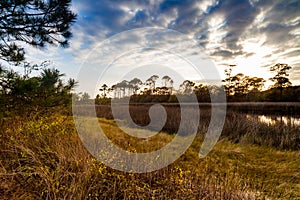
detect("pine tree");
top-left (0, 0), bottom-right (76, 63)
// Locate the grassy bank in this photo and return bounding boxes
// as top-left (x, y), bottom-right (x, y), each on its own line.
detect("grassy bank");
top-left (1, 115), bottom-right (299, 199)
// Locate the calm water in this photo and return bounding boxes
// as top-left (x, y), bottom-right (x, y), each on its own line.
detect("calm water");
top-left (246, 114), bottom-right (300, 126)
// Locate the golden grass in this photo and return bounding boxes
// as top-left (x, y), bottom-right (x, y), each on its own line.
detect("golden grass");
top-left (1, 115), bottom-right (299, 199)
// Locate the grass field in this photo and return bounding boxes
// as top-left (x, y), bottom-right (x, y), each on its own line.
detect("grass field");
top-left (1, 114), bottom-right (299, 199)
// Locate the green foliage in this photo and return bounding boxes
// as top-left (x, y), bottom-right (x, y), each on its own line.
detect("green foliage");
top-left (262, 86), bottom-right (300, 102)
top-left (95, 95), bottom-right (111, 104)
top-left (0, 0), bottom-right (76, 63)
top-left (0, 64), bottom-right (76, 117)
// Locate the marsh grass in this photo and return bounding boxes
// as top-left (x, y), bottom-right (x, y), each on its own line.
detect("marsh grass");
top-left (1, 114), bottom-right (300, 199)
top-left (92, 104), bottom-right (300, 150)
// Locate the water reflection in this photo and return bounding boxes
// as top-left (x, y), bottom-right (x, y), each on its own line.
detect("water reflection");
top-left (246, 114), bottom-right (300, 126)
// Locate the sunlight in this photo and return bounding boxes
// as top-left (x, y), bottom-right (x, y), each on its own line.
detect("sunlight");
top-left (228, 37), bottom-right (276, 88)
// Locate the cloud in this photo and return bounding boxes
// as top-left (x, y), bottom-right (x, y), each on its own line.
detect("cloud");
top-left (211, 48), bottom-right (243, 58)
top-left (66, 0), bottom-right (300, 85)
top-left (204, 0), bottom-right (259, 54)
top-left (73, 0), bottom-right (128, 33)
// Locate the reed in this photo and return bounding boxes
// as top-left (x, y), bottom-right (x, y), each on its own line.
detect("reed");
top-left (92, 104), bottom-right (300, 150)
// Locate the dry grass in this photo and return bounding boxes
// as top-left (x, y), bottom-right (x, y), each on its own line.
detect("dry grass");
top-left (1, 114), bottom-right (300, 199)
top-left (89, 104), bottom-right (300, 150)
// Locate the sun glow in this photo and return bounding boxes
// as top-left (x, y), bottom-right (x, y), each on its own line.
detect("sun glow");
top-left (227, 37), bottom-right (274, 88)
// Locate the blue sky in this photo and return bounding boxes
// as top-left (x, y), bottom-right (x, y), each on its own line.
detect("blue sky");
top-left (23, 0), bottom-right (300, 95)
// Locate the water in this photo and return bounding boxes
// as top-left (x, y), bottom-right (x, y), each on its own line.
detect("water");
top-left (246, 114), bottom-right (300, 126)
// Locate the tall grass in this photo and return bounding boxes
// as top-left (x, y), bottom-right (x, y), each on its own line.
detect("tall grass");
top-left (1, 106), bottom-right (300, 199)
top-left (91, 104), bottom-right (300, 150)
top-left (0, 115), bottom-right (264, 199)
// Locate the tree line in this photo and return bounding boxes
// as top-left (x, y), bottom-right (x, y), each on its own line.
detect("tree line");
top-left (94, 63), bottom-right (300, 103)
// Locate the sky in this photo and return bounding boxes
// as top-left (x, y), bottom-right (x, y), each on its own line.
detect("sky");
top-left (23, 0), bottom-right (300, 96)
